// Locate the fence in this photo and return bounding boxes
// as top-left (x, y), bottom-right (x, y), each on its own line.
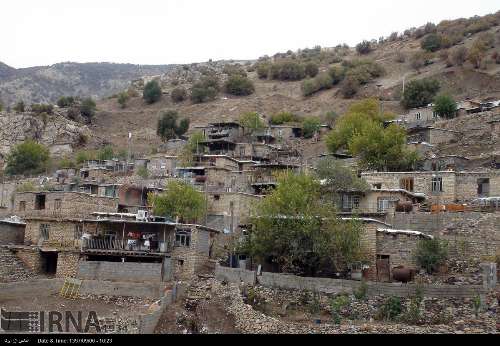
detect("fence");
top-left (215, 264), bottom-right (489, 298)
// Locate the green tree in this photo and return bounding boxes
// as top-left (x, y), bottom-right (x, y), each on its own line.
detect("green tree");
top-left (305, 62), bottom-right (319, 77)
top-left (401, 79), bottom-right (440, 109)
top-left (157, 110), bottom-right (190, 142)
top-left (96, 146), bottom-right (114, 160)
top-left (239, 112), bottom-right (265, 134)
top-left (349, 122), bottom-right (420, 171)
top-left (224, 75), bottom-right (255, 96)
top-left (242, 172), bottom-right (366, 276)
top-left (117, 92), bottom-right (129, 109)
top-left (143, 80), bottom-right (162, 104)
top-left (356, 40), bottom-right (372, 54)
top-left (316, 157), bottom-right (369, 193)
top-left (302, 117), bottom-right (321, 138)
top-left (433, 94), bottom-right (457, 118)
top-left (5, 141), bottom-right (50, 176)
top-left (325, 99), bottom-right (394, 153)
top-left (421, 33), bottom-right (443, 52)
top-left (414, 238), bottom-right (448, 274)
top-left (149, 180), bottom-right (206, 223)
top-left (80, 98), bottom-right (97, 121)
top-left (270, 112), bottom-right (299, 125)
top-left (13, 101), bottom-right (25, 113)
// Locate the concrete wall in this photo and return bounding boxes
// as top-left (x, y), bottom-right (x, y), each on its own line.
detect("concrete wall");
top-left (77, 261), bottom-right (163, 283)
top-left (215, 264), bottom-right (257, 285)
top-left (215, 265), bottom-right (487, 298)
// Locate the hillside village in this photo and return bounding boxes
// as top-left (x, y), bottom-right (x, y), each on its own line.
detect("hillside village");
top-left (0, 11), bottom-right (499, 335)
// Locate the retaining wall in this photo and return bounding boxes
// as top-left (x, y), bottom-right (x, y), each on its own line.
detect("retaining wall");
top-left (215, 264), bottom-right (487, 298)
top-left (77, 261), bottom-right (163, 283)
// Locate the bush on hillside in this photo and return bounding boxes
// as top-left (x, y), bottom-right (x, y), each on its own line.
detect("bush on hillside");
top-left (117, 92), bottom-right (129, 108)
top-left (356, 40), bottom-right (372, 55)
top-left (31, 103), bottom-right (54, 115)
top-left (302, 117), bottom-right (321, 138)
top-left (304, 62), bottom-right (319, 78)
top-left (433, 94), bottom-right (457, 118)
top-left (171, 87), bottom-right (188, 103)
top-left (270, 112), bottom-right (300, 125)
top-left (401, 79), bottom-right (440, 109)
top-left (224, 75), bottom-right (255, 96)
top-left (302, 73), bottom-right (333, 97)
top-left (80, 98), bottom-right (97, 121)
top-left (341, 77), bottom-right (360, 99)
top-left (421, 33), bottom-right (443, 52)
top-left (190, 76), bottom-right (220, 103)
top-left (57, 96), bottom-right (76, 108)
top-left (157, 110), bottom-right (190, 141)
top-left (143, 80), bottom-right (162, 104)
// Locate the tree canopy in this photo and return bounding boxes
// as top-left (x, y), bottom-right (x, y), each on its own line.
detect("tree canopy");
top-left (148, 180), bottom-right (206, 223)
top-left (143, 80), bottom-right (162, 104)
top-left (157, 110), bottom-right (190, 142)
top-left (5, 141), bottom-right (50, 176)
top-left (433, 94), bottom-right (457, 118)
top-left (401, 79), bottom-right (440, 109)
top-left (239, 112), bottom-right (265, 134)
top-left (242, 172), bottom-right (367, 276)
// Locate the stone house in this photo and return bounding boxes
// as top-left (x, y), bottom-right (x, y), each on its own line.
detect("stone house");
top-left (13, 191), bottom-right (119, 220)
top-left (11, 215), bottom-right (219, 281)
top-left (422, 155), bottom-right (470, 172)
top-left (147, 155), bottom-right (178, 178)
top-left (406, 126), bottom-right (459, 145)
top-left (194, 122), bottom-right (244, 142)
top-left (395, 105), bottom-right (440, 127)
top-left (255, 125), bottom-right (302, 144)
top-left (249, 163), bottom-right (300, 195)
top-left (361, 171), bottom-right (500, 205)
top-left (206, 192), bottom-right (262, 233)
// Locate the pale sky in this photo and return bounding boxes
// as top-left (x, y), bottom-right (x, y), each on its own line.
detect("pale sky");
top-left (2, 0), bottom-right (499, 68)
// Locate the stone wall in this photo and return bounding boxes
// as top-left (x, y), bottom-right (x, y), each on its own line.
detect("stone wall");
top-left (24, 219), bottom-right (98, 247)
top-left (14, 191), bottom-right (118, 220)
top-left (390, 211), bottom-right (500, 263)
top-left (77, 261), bottom-right (163, 282)
top-left (0, 222), bottom-right (25, 245)
top-left (376, 232), bottom-right (421, 268)
top-left (215, 265), bottom-right (487, 298)
top-left (171, 227), bottom-right (214, 280)
top-left (56, 251), bottom-right (81, 278)
top-left (14, 247), bottom-right (43, 272)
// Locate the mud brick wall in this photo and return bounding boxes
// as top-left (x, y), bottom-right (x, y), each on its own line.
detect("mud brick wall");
top-left (14, 247), bottom-right (43, 273)
top-left (171, 228), bottom-right (213, 281)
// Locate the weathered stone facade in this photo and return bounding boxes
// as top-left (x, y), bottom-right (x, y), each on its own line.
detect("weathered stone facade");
top-left (55, 250), bottom-right (81, 278)
top-left (0, 219), bottom-right (25, 245)
top-left (206, 192), bottom-right (262, 232)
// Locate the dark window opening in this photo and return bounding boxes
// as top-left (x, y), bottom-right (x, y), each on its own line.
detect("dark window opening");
top-left (477, 178), bottom-right (490, 197)
top-left (35, 194), bottom-right (46, 210)
top-left (41, 252), bottom-right (58, 274)
top-left (40, 224), bottom-right (50, 240)
top-left (175, 230), bottom-right (191, 247)
top-left (19, 201), bottom-right (26, 211)
top-left (400, 177), bottom-right (414, 192)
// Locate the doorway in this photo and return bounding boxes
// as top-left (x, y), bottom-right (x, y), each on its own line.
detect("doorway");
top-left (41, 252), bottom-right (58, 275)
top-left (376, 254), bottom-right (391, 282)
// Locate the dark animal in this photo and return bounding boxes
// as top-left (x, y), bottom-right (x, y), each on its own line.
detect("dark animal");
top-left (392, 266), bottom-right (416, 283)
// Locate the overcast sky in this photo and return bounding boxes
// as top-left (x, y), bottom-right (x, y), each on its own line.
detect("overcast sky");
top-left (2, 0), bottom-right (499, 68)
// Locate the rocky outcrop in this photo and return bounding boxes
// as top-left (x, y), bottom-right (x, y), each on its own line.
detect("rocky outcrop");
top-left (0, 111), bottom-right (91, 159)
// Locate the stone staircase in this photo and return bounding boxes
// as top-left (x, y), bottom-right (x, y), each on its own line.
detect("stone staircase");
top-left (0, 246), bottom-right (40, 283)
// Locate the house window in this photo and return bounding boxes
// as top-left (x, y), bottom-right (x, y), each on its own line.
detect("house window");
top-left (477, 178), bottom-right (490, 197)
top-left (399, 177), bottom-right (414, 192)
top-left (54, 199), bottom-right (62, 210)
top-left (415, 112), bottom-right (421, 120)
top-left (433, 112), bottom-right (438, 119)
top-left (377, 198), bottom-right (391, 212)
top-left (341, 194), bottom-right (360, 211)
top-left (431, 177), bottom-right (443, 193)
top-left (19, 201), bottom-right (26, 212)
top-left (373, 183), bottom-right (382, 190)
top-left (175, 230), bottom-right (191, 247)
top-left (39, 224), bottom-right (50, 240)
top-left (35, 194), bottom-right (46, 210)
top-left (74, 224), bottom-right (83, 240)
top-left (213, 195), bottom-right (220, 201)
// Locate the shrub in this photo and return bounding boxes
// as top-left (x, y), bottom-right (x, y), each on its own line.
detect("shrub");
top-left (117, 92), bottom-right (129, 109)
top-left (324, 111), bottom-right (338, 127)
top-left (269, 61), bottom-right (306, 81)
top-left (302, 117), bottom-right (321, 138)
top-left (401, 79), bottom-right (440, 109)
top-left (96, 146), bottom-right (114, 161)
top-left (5, 141), bottom-right (50, 176)
top-left (31, 103), bottom-right (54, 115)
top-left (239, 112), bottom-right (265, 134)
top-left (171, 87), bottom-right (188, 103)
top-left (301, 73), bottom-right (333, 97)
top-left (328, 66), bottom-right (346, 85)
top-left (136, 166), bottom-right (149, 179)
top-left (421, 33), bottom-right (443, 52)
top-left (13, 101), bottom-right (25, 113)
top-left (80, 98), bottom-right (97, 121)
top-left (414, 238), bottom-right (448, 274)
top-left (410, 51), bottom-right (433, 71)
top-left (57, 96), bottom-right (76, 108)
top-left (433, 94), bottom-right (457, 118)
top-left (376, 296), bottom-right (402, 321)
top-left (157, 110), bottom-right (190, 141)
top-left (341, 77), bottom-right (360, 98)
top-left (451, 46), bottom-right (467, 66)
top-left (356, 40), bottom-right (372, 55)
top-left (304, 62), bottom-right (319, 77)
top-left (330, 294), bottom-right (350, 324)
top-left (223, 64), bottom-right (247, 77)
top-left (143, 80), bottom-right (162, 104)
top-left (343, 59), bottom-right (385, 85)
top-left (224, 75), bottom-right (255, 96)
top-left (256, 62), bottom-right (271, 79)
top-left (353, 281), bottom-right (368, 300)
top-left (270, 112), bottom-right (299, 125)
top-left (190, 76), bottom-right (220, 103)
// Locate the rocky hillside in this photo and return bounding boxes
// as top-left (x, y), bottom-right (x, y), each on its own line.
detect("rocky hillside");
top-left (88, 12), bottom-right (500, 157)
top-left (0, 62), bottom-right (175, 106)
